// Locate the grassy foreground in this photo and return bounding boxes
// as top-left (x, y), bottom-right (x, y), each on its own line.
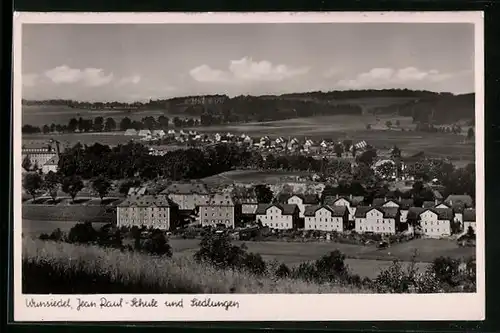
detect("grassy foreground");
top-left (22, 238), bottom-right (367, 294)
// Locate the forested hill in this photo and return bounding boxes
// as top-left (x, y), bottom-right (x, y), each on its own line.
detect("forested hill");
top-left (371, 92), bottom-right (475, 124)
top-left (22, 89), bottom-right (474, 124)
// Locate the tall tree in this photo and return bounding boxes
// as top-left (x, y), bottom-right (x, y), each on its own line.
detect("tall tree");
top-left (92, 176), bottom-right (112, 202)
top-left (120, 117), bottom-right (132, 131)
top-left (104, 117), bottom-right (117, 131)
top-left (334, 143), bottom-right (344, 158)
top-left (44, 171), bottom-right (60, 202)
top-left (42, 124), bottom-right (50, 134)
top-left (68, 118), bottom-right (78, 132)
top-left (467, 127), bottom-right (475, 140)
top-left (62, 176), bottom-right (84, 203)
top-left (23, 172), bottom-right (44, 200)
top-left (22, 155), bottom-right (32, 171)
top-left (254, 184), bottom-right (274, 204)
top-left (93, 116), bottom-right (104, 132)
top-left (158, 115), bottom-right (169, 129)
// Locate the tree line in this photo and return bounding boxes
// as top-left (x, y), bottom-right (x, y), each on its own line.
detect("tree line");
top-left (21, 115), bottom-right (201, 134)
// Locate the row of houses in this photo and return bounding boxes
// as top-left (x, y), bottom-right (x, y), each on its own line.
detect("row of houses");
top-left (116, 182), bottom-right (476, 238)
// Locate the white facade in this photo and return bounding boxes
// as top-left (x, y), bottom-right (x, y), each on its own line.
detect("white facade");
top-left (355, 208), bottom-right (396, 234)
top-left (332, 198), bottom-right (356, 221)
top-left (419, 210), bottom-right (451, 238)
top-left (256, 206), bottom-right (294, 230)
top-left (41, 163), bottom-right (58, 174)
top-left (304, 207), bottom-right (344, 232)
top-left (463, 220), bottom-right (476, 234)
top-left (287, 195), bottom-right (306, 218)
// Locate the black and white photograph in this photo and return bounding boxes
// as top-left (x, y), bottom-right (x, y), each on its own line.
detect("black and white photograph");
top-left (13, 12), bottom-right (484, 321)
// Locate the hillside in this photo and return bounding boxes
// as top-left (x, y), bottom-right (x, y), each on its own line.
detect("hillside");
top-left (22, 89), bottom-right (474, 125)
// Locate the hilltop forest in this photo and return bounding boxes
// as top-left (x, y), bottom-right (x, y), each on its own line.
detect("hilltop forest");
top-left (22, 89), bottom-right (474, 125)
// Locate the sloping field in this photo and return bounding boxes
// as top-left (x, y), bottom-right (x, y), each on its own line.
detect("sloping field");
top-left (22, 205), bottom-right (116, 223)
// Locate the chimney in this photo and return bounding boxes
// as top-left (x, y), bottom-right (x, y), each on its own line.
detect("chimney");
top-left (398, 196), bottom-right (402, 202)
top-left (435, 199), bottom-right (438, 205)
top-left (336, 194), bottom-right (339, 199)
top-left (350, 194), bottom-right (353, 200)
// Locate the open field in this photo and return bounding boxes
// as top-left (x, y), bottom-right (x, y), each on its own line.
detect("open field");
top-left (202, 169), bottom-right (312, 186)
top-left (22, 105), bottom-right (196, 127)
top-left (23, 238), bottom-right (366, 294)
top-left (21, 220), bottom-right (474, 280)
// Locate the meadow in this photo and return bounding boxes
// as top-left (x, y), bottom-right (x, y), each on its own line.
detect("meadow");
top-left (23, 238), bottom-right (367, 294)
top-left (21, 219), bottom-right (474, 280)
top-left (201, 169), bottom-right (312, 186)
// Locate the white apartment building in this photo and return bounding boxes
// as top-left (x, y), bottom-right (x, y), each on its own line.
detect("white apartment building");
top-left (304, 205), bottom-right (348, 232)
top-left (418, 208), bottom-right (453, 238)
top-left (256, 203), bottom-right (300, 230)
top-left (354, 206), bottom-right (400, 235)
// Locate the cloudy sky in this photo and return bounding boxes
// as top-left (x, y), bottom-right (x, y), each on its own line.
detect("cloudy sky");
top-left (22, 23), bottom-right (474, 102)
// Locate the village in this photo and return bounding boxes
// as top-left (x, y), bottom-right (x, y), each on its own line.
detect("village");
top-left (21, 129), bottom-right (476, 243)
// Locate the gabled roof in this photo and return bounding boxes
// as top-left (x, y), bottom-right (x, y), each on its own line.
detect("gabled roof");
top-left (422, 201), bottom-right (436, 209)
top-left (354, 206), bottom-right (373, 218)
top-left (44, 155), bottom-right (59, 166)
top-left (463, 208), bottom-right (476, 222)
top-left (304, 205), bottom-right (347, 217)
top-left (324, 195), bottom-right (364, 207)
top-left (407, 207), bottom-right (426, 220)
top-left (161, 182), bottom-right (209, 195)
top-left (278, 193), bottom-right (320, 205)
top-left (201, 193), bottom-right (235, 206)
top-left (355, 206), bottom-right (399, 218)
top-left (421, 208), bottom-right (454, 220)
top-left (256, 203), bottom-right (298, 216)
top-left (117, 195), bottom-right (176, 208)
top-left (445, 195), bottom-right (473, 207)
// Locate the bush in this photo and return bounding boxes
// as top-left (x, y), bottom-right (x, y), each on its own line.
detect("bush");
top-left (275, 263), bottom-right (291, 278)
top-left (97, 223), bottom-right (123, 249)
top-left (314, 250), bottom-right (349, 282)
top-left (141, 230), bottom-right (172, 257)
top-left (430, 256), bottom-right (461, 287)
top-left (194, 233), bottom-right (267, 275)
top-left (67, 222), bottom-right (98, 244)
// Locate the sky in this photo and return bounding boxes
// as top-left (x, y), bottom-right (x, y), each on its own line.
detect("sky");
top-left (21, 23), bottom-right (475, 102)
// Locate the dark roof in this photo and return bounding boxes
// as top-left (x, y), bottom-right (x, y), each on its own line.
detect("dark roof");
top-left (372, 198), bottom-right (386, 207)
top-left (354, 206), bottom-right (373, 218)
top-left (323, 195), bottom-right (364, 207)
top-left (372, 198), bottom-right (414, 209)
top-left (201, 193), bottom-right (235, 206)
top-left (380, 207), bottom-right (400, 218)
top-left (463, 208), bottom-right (476, 222)
top-left (422, 201), bottom-right (436, 209)
top-left (161, 182), bottom-right (209, 195)
top-left (304, 205), bottom-right (347, 217)
top-left (407, 207), bottom-right (426, 220)
top-left (423, 208), bottom-right (454, 220)
top-left (256, 203), bottom-right (298, 216)
top-left (278, 193), bottom-right (320, 205)
top-left (445, 195), bottom-right (473, 207)
top-left (117, 195), bottom-right (176, 208)
top-left (45, 155), bottom-right (59, 165)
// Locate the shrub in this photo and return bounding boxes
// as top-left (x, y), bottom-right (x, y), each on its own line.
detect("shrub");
top-left (97, 223), bottom-right (123, 249)
top-left (241, 252), bottom-right (267, 275)
top-left (314, 250), bottom-right (349, 282)
top-left (430, 256), bottom-right (460, 287)
top-left (67, 222), bottom-right (98, 244)
top-left (275, 263), bottom-right (291, 278)
top-left (141, 230), bottom-right (172, 257)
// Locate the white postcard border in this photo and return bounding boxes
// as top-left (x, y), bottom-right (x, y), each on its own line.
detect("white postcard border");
top-left (12, 11), bottom-right (485, 322)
